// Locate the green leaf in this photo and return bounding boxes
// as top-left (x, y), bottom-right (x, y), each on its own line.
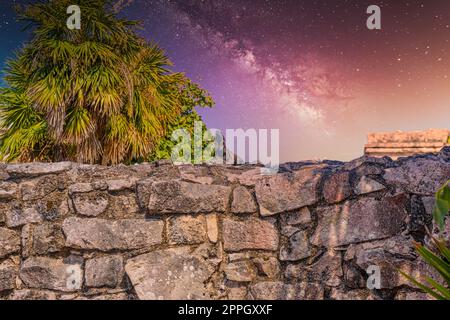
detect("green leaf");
top-left (399, 270), bottom-right (446, 300)
top-left (424, 276), bottom-right (450, 299)
top-left (433, 198), bottom-right (449, 231)
top-left (416, 244), bottom-right (450, 284)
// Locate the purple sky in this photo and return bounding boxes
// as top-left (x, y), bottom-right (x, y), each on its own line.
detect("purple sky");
top-left (2, 0), bottom-right (450, 161)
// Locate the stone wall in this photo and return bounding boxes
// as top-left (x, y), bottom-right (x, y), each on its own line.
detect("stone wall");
top-left (0, 148), bottom-right (449, 300)
top-left (365, 129), bottom-right (449, 159)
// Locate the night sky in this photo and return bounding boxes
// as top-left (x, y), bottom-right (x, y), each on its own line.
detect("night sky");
top-left (1, 0), bottom-right (450, 161)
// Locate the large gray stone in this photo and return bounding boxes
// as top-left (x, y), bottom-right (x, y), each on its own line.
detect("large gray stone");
top-left (343, 263), bottom-right (366, 289)
top-left (125, 247), bottom-right (215, 300)
top-left (0, 261), bottom-right (17, 292)
top-left (9, 289), bottom-right (57, 300)
top-left (311, 194), bottom-right (409, 247)
top-left (279, 231), bottom-right (312, 261)
top-left (178, 165), bottom-right (216, 185)
top-left (68, 183), bottom-right (93, 194)
top-left (28, 223), bottom-right (65, 255)
top-left (227, 286), bottom-right (248, 300)
top-left (146, 180), bottom-right (231, 214)
top-left (395, 289), bottom-right (432, 301)
top-left (76, 292), bottom-right (129, 300)
top-left (205, 214), bottom-right (219, 243)
top-left (224, 261), bottom-right (257, 282)
top-left (355, 176), bottom-right (386, 195)
top-left (323, 171), bottom-right (352, 204)
top-left (19, 175), bottom-right (66, 202)
top-left (0, 182), bottom-right (18, 200)
top-left (62, 217), bottom-right (164, 251)
top-left (255, 166), bottom-right (323, 216)
top-left (85, 255), bottom-right (124, 288)
top-left (71, 192), bottom-right (109, 217)
top-left (280, 207), bottom-right (312, 226)
top-left (106, 178), bottom-right (138, 191)
top-left (20, 257), bottom-right (82, 292)
top-left (167, 215), bottom-right (206, 245)
top-left (0, 227), bottom-right (20, 258)
top-left (252, 257), bottom-right (280, 279)
top-left (231, 186), bottom-right (257, 214)
top-left (349, 237), bottom-right (442, 289)
top-left (383, 158), bottom-right (450, 195)
top-left (249, 281), bottom-right (324, 300)
top-left (330, 289), bottom-right (377, 300)
top-left (6, 162), bottom-right (72, 177)
top-left (0, 203), bottom-right (7, 224)
top-left (223, 217), bottom-right (279, 252)
top-left (285, 250), bottom-right (343, 287)
top-left (6, 207), bottom-right (43, 228)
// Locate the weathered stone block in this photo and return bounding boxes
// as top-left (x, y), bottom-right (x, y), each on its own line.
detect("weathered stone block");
top-left (9, 289), bottom-right (57, 300)
top-left (323, 171), bottom-right (352, 204)
top-left (19, 175), bottom-right (66, 202)
top-left (30, 223), bottom-right (65, 255)
top-left (252, 257), bottom-right (280, 278)
top-left (68, 183), bottom-right (93, 194)
top-left (330, 289), bottom-right (376, 300)
top-left (285, 250), bottom-right (343, 287)
top-left (223, 218), bottom-right (279, 252)
top-left (72, 192), bottom-right (109, 217)
top-left (249, 281), bottom-right (324, 300)
top-left (20, 257), bottom-right (82, 292)
top-left (135, 179), bottom-right (153, 210)
top-left (167, 215), bottom-right (206, 245)
top-left (279, 231), bottom-right (312, 261)
top-left (6, 162), bottom-right (72, 178)
top-left (351, 239), bottom-right (442, 289)
top-left (125, 247), bottom-right (215, 300)
top-left (280, 207), bottom-right (312, 226)
top-left (178, 165), bottom-right (216, 185)
top-left (0, 182), bottom-right (18, 200)
top-left (281, 225), bottom-right (300, 237)
top-left (107, 194), bottom-right (140, 218)
top-left (205, 214), bottom-right (219, 243)
top-left (145, 180), bottom-right (231, 214)
top-left (0, 261), bottom-right (17, 292)
top-left (255, 166), bottom-right (322, 216)
top-left (231, 186), bottom-right (257, 214)
top-left (62, 217), bottom-right (164, 251)
top-left (228, 286), bottom-right (248, 300)
top-left (6, 207), bottom-right (43, 228)
top-left (311, 194), bottom-right (409, 247)
top-left (224, 261), bottom-right (257, 282)
top-left (355, 176), bottom-right (385, 195)
top-left (343, 263), bottom-right (366, 289)
top-left (395, 289), bottom-right (432, 301)
top-left (106, 178), bottom-right (138, 191)
top-left (0, 227), bottom-right (20, 258)
top-left (78, 292), bottom-right (128, 300)
top-left (383, 158), bottom-right (450, 195)
top-left (85, 255), bottom-right (124, 288)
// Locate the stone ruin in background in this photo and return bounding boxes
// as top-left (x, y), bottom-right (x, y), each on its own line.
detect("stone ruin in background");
top-left (365, 129), bottom-right (450, 160)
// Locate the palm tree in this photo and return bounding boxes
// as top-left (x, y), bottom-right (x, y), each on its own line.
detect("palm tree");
top-left (0, 0), bottom-right (213, 165)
